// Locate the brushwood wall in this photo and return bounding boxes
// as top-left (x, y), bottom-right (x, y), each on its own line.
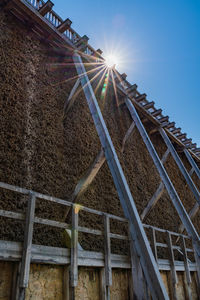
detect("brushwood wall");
top-left (0, 8), bottom-right (200, 251)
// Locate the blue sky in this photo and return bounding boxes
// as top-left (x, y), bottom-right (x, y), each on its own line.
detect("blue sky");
top-left (55, 0), bottom-right (200, 147)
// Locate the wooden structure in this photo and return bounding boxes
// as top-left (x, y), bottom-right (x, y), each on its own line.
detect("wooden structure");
top-left (1, 0), bottom-right (200, 299)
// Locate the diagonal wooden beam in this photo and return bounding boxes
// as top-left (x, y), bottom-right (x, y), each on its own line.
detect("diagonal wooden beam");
top-left (63, 78), bottom-right (81, 115)
top-left (141, 149), bottom-right (170, 221)
top-left (121, 121), bottom-right (135, 152)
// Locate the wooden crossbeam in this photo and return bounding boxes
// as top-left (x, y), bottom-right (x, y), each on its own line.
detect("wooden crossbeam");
top-left (135, 93), bottom-right (146, 102)
top-left (143, 101), bottom-right (155, 109)
top-left (151, 109), bottom-right (162, 117)
top-left (38, 0), bottom-right (54, 16)
top-left (57, 18), bottom-right (72, 33)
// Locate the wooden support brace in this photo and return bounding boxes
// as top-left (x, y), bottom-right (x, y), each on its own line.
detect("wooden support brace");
top-left (141, 149), bottom-right (170, 221)
top-left (121, 122), bottom-right (135, 152)
top-left (63, 78), bottom-right (81, 115)
top-left (38, 0), bottom-right (54, 16)
top-left (57, 18), bottom-right (72, 33)
top-left (151, 228), bottom-right (158, 263)
top-left (18, 193), bottom-right (36, 299)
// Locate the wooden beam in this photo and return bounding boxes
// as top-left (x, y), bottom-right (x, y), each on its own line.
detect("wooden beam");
top-left (38, 0), bottom-right (54, 17)
top-left (57, 18), bottom-right (72, 33)
top-left (121, 122), bottom-right (135, 152)
top-left (63, 78), bottom-right (81, 115)
top-left (166, 232), bottom-right (178, 300)
top-left (141, 149), bottom-right (170, 221)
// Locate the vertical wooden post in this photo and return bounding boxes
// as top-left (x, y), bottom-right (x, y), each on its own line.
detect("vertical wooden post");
top-left (104, 214), bottom-right (112, 300)
top-left (63, 265), bottom-right (71, 300)
top-left (180, 236), bottom-right (192, 299)
top-left (18, 192), bottom-right (36, 300)
top-left (151, 228), bottom-right (158, 263)
top-left (166, 232), bottom-right (178, 300)
top-left (70, 204), bottom-right (79, 298)
top-left (129, 225), bottom-right (145, 300)
top-left (99, 268), bottom-right (106, 300)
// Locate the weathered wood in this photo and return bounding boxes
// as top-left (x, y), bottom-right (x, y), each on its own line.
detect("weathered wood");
top-left (99, 268), bottom-right (106, 300)
top-left (121, 121), bottom-right (135, 152)
top-left (70, 205), bottom-right (78, 287)
top-left (104, 215), bottom-right (112, 287)
top-left (38, 0), bottom-right (54, 17)
top-left (166, 232), bottom-right (178, 300)
top-left (57, 18), bottom-right (72, 33)
top-left (18, 193), bottom-right (36, 299)
top-left (180, 236), bottom-right (192, 299)
top-left (141, 149), bottom-right (170, 221)
top-left (63, 265), bottom-right (70, 300)
top-left (151, 228), bottom-right (158, 263)
top-left (129, 231), bottom-right (144, 300)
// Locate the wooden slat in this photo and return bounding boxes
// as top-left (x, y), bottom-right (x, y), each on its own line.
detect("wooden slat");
top-left (180, 236), bottom-right (192, 299)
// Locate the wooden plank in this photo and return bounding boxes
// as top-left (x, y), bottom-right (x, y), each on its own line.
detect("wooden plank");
top-left (18, 193), bottom-right (36, 299)
top-left (73, 52), bottom-right (169, 300)
top-left (70, 205), bottom-right (78, 287)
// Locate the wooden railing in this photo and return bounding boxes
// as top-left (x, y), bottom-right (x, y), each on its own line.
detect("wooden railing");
top-left (0, 180), bottom-right (198, 296)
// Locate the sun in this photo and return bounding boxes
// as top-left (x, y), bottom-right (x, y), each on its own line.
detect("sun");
top-left (104, 54), bottom-right (119, 69)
